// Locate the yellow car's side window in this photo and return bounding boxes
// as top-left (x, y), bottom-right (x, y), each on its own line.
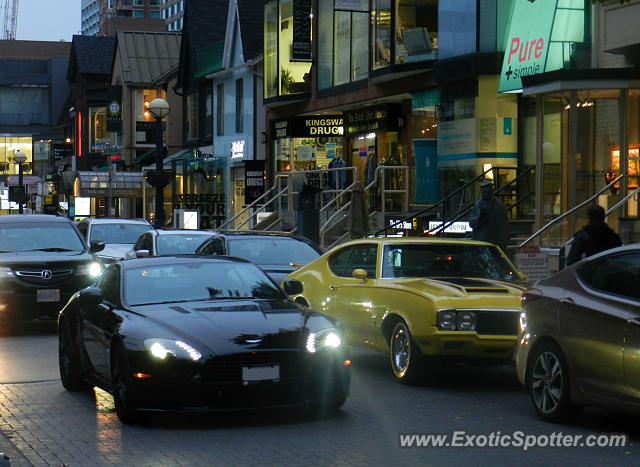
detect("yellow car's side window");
top-left (329, 244), bottom-right (377, 278)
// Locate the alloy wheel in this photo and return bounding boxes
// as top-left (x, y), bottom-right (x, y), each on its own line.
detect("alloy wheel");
top-left (531, 351), bottom-right (563, 414)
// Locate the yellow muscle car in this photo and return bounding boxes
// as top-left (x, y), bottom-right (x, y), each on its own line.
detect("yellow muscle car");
top-left (284, 238), bottom-right (527, 383)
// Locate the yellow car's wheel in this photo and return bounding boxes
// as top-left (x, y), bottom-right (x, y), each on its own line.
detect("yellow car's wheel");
top-left (389, 321), bottom-right (423, 384)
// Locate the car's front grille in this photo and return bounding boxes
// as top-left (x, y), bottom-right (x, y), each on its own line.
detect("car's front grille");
top-left (475, 310), bottom-right (520, 336)
top-left (202, 350), bottom-right (311, 383)
top-left (14, 269), bottom-right (74, 285)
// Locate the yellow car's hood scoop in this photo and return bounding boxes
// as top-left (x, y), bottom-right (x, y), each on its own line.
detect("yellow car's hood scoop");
top-left (427, 277), bottom-right (518, 294)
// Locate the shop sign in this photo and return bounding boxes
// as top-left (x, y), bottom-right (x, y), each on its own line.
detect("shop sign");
top-left (272, 119), bottom-right (291, 139)
top-left (231, 140), bottom-right (245, 159)
top-left (345, 105), bottom-right (401, 135)
top-left (107, 86), bottom-right (122, 132)
top-left (245, 160), bottom-right (266, 205)
top-left (174, 193), bottom-right (226, 229)
top-left (292, 0), bottom-right (311, 60)
top-left (53, 143), bottom-right (73, 160)
top-left (291, 115), bottom-right (343, 137)
top-left (427, 220), bottom-right (472, 234)
top-left (33, 141), bottom-right (50, 161)
top-left (515, 250), bottom-right (550, 282)
top-left (498, 0), bottom-right (558, 93)
top-left (437, 119), bottom-right (475, 157)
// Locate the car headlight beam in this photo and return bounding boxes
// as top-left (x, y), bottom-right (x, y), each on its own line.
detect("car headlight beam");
top-left (144, 339), bottom-right (202, 361)
top-left (306, 330), bottom-right (342, 353)
top-left (77, 262), bottom-right (102, 277)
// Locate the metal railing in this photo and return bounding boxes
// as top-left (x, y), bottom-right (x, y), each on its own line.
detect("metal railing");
top-left (518, 173), bottom-right (626, 248)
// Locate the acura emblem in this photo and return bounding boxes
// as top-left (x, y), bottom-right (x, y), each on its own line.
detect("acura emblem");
top-left (41, 270), bottom-right (53, 280)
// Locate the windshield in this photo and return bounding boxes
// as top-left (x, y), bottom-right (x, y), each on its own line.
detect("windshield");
top-left (381, 243), bottom-right (519, 281)
top-left (156, 233), bottom-right (213, 255)
top-left (227, 237), bottom-right (320, 265)
top-left (0, 223), bottom-right (85, 252)
top-left (124, 261), bottom-right (284, 305)
top-left (90, 223), bottom-right (152, 244)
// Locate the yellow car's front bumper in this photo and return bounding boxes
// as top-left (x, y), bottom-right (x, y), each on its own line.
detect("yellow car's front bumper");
top-left (415, 328), bottom-right (518, 360)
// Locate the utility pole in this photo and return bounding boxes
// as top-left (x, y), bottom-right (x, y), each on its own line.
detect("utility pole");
top-left (106, 143), bottom-right (114, 217)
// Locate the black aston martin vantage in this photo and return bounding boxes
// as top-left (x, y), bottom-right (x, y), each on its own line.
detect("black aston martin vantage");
top-left (58, 255), bottom-right (351, 423)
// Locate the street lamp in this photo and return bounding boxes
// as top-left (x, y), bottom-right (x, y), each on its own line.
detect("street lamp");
top-left (147, 98), bottom-right (170, 228)
top-left (13, 150), bottom-right (27, 214)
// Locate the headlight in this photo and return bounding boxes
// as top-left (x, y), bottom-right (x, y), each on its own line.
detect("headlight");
top-left (0, 267), bottom-right (14, 278)
top-left (436, 310), bottom-right (456, 330)
top-left (456, 311), bottom-right (476, 331)
top-left (519, 311), bottom-right (527, 332)
top-left (306, 330), bottom-right (342, 353)
top-left (144, 338), bottom-right (202, 361)
top-left (77, 262), bottom-right (102, 277)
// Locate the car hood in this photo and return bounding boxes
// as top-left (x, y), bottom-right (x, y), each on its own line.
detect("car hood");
top-left (0, 250), bottom-right (94, 266)
top-left (387, 277), bottom-right (526, 304)
top-left (130, 299), bottom-right (320, 355)
top-left (98, 244), bottom-right (134, 260)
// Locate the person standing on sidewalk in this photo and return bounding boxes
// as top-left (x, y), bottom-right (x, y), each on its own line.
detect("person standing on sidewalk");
top-left (566, 204), bottom-right (622, 266)
top-left (469, 179), bottom-right (510, 253)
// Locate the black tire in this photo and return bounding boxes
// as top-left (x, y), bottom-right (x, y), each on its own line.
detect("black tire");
top-left (58, 320), bottom-right (90, 391)
top-left (111, 345), bottom-right (148, 424)
top-left (389, 321), bottom-right (424, 384)
top-left (528, 342), bottom-right (582, 423)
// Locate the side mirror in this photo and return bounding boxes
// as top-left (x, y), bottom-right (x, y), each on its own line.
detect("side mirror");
top-left (352, 268), bottom-right (368, 281)
top-left (90, 241), bottom-right (105, 253)
top-left (283, 279), bottom-right (303, 295)
top-left (79, 286), bottom-right (103, 307)
top-left (135, 249), bottom-right (150, 258)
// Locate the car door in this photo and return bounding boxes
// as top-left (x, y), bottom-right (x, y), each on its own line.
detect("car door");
top-left (326, 243), bottom-right (384, 348)
top-left (80, 266), bottom-right (122, 379)
top-left (558, 254), bottom-right (634, 398)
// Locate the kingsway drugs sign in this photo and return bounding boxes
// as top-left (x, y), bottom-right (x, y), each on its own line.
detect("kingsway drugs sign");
top-left (498, 0), bottom-right (558, 93)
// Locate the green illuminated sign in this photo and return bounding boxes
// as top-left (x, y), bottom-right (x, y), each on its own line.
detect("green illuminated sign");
top-left (499, 0), bottom-right (559, 93)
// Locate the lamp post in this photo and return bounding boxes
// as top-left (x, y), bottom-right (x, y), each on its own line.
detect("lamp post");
top-left (147, 98), bottom-right (170, 228)
top-left (13, 150), bottom-right (27, 214)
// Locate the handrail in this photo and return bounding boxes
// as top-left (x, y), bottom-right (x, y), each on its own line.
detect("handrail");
top-left (605, 184), bottom-right (640, 216)
top-left (494, 166), bottom-right (534, 196)
top-left (218, 173), bottom-right (289, 230)
top-left (373, 166), bottom-right (493, 236)
top-left (518, 173), bottom-right (625, 248)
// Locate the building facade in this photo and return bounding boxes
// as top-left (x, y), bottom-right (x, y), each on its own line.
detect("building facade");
top-left (81, 0), bottom-right (164, 36)
top-left (163, 0), bottom-right (185, 31)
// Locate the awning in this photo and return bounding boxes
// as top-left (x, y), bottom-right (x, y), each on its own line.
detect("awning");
top-left (135, 149), bottom-right (156, 163)
top-left (194, 42), bottom-right (224, 79)
top-left (143, 148), bottom-right (193, 170)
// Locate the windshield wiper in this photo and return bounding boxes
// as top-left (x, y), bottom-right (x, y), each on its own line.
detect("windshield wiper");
top-left (24, 248), bottom-right (76, 252)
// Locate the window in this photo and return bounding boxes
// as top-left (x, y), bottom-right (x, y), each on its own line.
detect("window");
top-left (133, 10), bottom-right (144, 18)
top-left (133, 0), bottom-right (144, 6)
top-left (97, 266), bottom-right (120, 305)
top-left (88, 107), bottom-right (107, 151)
top-left (186, 93), bottom-right (199, 140)
top-left (236, 79), bottom-right (244, 133)
top-left (216, 83), bottom-right (224, 136)
top-left (150, 11), bottom-right (160, 18)
top-left (134, 89), bottom-right (163, 144)
top-left (263, 0), bottom-right (312, 98)
top-left (576, 253), bottom-right (640, 301)
top-left (329, 244), bottom-right (378, 278)
top-left (203, 86), bottom-right (213, 138)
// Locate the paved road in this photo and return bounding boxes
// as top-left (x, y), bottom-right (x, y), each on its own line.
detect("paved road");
top-left (0, 324), bottom-right (638, 466)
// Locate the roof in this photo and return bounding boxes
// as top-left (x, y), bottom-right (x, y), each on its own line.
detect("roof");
top-left (82, 218), bottom-right (151, 225)
top-left (155, 229), bottom-right (213, 236)
top-left (115, 31), bottom-right (181, 85)
top-left (120, 254), bottom-right (248, 268)
top-left (0, 40), bottom-right (71, 60)
top-left (237, 0), bottom-right (263, 61)
top-left (67, 35), bottom-right (116, 79)
top-left (178, 0), bottom-right (229, 89)
top-left (0, 214), bottom-right (71, 224)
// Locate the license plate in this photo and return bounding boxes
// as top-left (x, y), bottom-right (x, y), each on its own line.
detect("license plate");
top-left (37, 289), bottom-right (60, 302)
top-left (242, 365), bottom-right (280, 382)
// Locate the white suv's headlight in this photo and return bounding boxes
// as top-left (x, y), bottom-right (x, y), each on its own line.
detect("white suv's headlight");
top-left (0, 267), bottom-right (14, 278)
top-left (144, 338), bottom-right (202, 361)
top-left (77, 262), bottom-right (102, 277)
top-left (306, 330), bottom-right (342, 353)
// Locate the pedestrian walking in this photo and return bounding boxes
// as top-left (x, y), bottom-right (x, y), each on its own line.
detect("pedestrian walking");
top-left (566, 204), bottom-right (622, 265)
top-left (469, 179), bottom-right (510, 252)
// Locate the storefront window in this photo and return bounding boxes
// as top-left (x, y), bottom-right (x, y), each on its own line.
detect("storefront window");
top-left (88, 107), bottom-right (108, 153)
top-left (264, 0), bottom-right (312, 98)
top-left (371, 0), bottom-right (438, 71)
top-left (135, 89), bottom-right (164, 145)
top-left (186, 93), bottom-right (199, 141)
top-left (0, 137), bottom-right (32, 175)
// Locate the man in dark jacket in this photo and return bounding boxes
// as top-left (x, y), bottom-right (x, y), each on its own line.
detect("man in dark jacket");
top-left (566, 204), bottom-right (622, 266)
top-left (469, 179), bottom-right (510, 253)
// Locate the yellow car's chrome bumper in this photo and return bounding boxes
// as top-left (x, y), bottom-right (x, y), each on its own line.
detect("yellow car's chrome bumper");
top-left (415, 329), bottom-right (517, 359)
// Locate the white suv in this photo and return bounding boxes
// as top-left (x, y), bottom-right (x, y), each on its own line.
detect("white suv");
top-left (76, 218), bottom-right (154, 264)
